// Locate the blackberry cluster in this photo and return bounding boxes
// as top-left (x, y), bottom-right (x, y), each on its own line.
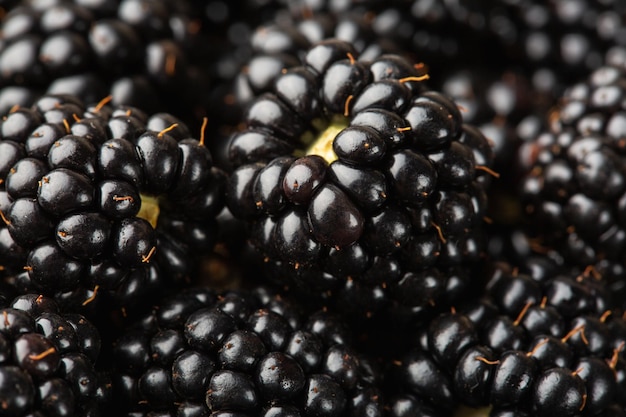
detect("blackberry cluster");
top-left (111, 286), bottom-right (383, 416)
top-left (0, 94), bottom-right (225, 313)
top-left (519, 56), bottom-right (626, 296)
top-left (388, 258), bottom-right (626, 417)
top-left (0, 0), bottom-right (212, 128)
top-left (0, 293), bottom-right (111, 416)
top-left (226, 38), bottom-right (495, 320)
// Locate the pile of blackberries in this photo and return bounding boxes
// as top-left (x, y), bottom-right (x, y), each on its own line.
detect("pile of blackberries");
top-left (1, 1), bottom-right (626, 416)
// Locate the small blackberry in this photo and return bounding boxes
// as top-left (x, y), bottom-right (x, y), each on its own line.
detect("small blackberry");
top-left (226, 38), bottom-right (495, 320)
top-left (111, 286), bottom-right (383, 416)
top-left (519, 53), bottom-right (626, 300)
top-left (0, 293), bottom-right (111, 416)
top-left (386, 257), bottom-right (626, 416)
top-left (0, 94), bottom-right (225, 314)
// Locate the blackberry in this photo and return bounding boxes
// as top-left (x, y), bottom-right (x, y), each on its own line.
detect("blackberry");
top-left (386, 257), bottom-right (626, 416)
top-left (0, 94), bottom-right (225, 314)
top-left (519, 54), bottom-right (626, 300)
top-left (0, 0), bottom-right (213, 130)
top-left (0, 293), bottom-right (111, 416)
top-left (226, 38), bottom-right (495, 320)
top-left (111, 286), bottom-right (383, 416)
top-left (487, 0), bottom-right (626, 98)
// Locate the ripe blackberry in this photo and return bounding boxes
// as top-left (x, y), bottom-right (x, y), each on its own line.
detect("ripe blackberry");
top-left (111, 286), bottom-right (383, 416)
top-left (0, 94), bottom-right (225, 314)
top-left (386, 257), bottom-right (626, 416)
top-left (519, 54), bottom-right (626, 297)
top-left (0, 0), bottom-right (213, 130)
top-left (226, 38), bottom-right (495, 320)
top-left (0, 293), bottom-right (111, 416)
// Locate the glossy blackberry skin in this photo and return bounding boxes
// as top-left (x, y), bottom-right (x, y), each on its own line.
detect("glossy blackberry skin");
top-left (226, 39), bottom-right (495, 321)
top-left (387, 258), bottom-right (626, 416)
top-left (0, 94), bottom-right (225, 315)
top-left (0, 0), bottom-right (213, 129)
top-left (0, 293), bottom-right (111, 416)
top-left (519, 58), bottom-right (626, 299)
top-left (111, 286), bottom-right (383, 417)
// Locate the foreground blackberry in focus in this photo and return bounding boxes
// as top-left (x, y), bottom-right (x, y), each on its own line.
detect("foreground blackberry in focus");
top-left (226, 38), bottom-right (496, 320)
top-left (387, 258), bottom-right (626, 417)
top-left (0, 94), bottom-right (225, 313)
top-left (111, 286), bottom-right (383, 416)
top-left (0, 293), bottom-right (111, 416)
top-left (519, 53), bottom-right (626, 295)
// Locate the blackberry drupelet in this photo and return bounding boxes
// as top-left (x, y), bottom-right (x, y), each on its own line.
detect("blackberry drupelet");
top-left (0, 0), bottom-right (213, 130)
top-left (386, 257), bottom-right (626, 417)
top-left (226, 38), bottom-right (496, 320)
top-left (111, 286), bottom-right (383, 416)
top-left (0, 94), bottom-right (226, 314)
top-left (519, 53), bottom-right (626, 300)
top-left (0, 293), bottom-right (111, 416)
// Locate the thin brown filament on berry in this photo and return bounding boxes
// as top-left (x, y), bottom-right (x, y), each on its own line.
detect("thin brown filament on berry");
top-left (62, 119), bottom-right (70, 133)
top-left (346, 52), bottom-right (355, 65)
top-left (344, 95), bottom-right (353, 117)
top-left (580, 329), bottom-right (589, 345)
top-left (113, 195), bottom-right (134, 203)
top-left (3, 310), bottom-right (8, 326)
top-left (540, 296), bottom-right (547, 308)
top-left (8, 104), bottom-right (20, 113)
top-left (57, 231), bottom-right (67, 238)
top-left (431, 221), bottom-right (447, 244)
top-left (399, 75), bottom-right (430, 83)
top-left (475, 165), bottom-right (500, 178)
top-left (0, 209), bottom-right (10, 226)
top-left (82, 285), bottom-right (99, 306)
top-left (562, 325), bottom-right (585, 343)
top-left (158, 123), bottom-right (178, 138)
top-left (142, 246), bottom-right (156, 263)
top-left (527, 338), bottom-right (550, 357)
top-left (72, 113), bottom-right (81, 123)
top-left (600, 310), bottom-right (612, 323)
top-left (475, 356), bottom-right (499, 365)
top-left (582, 265), bottom-right (602, 280)
top-left (513, 301), bottom-right (533, 326)
top-left (608, 342), bottom-right (624, 369)
top-left (396, 126), bottom-right (411, 132)
top-left (28, 347), bottom-right (56, 361)
top-left (200, 117), bottom-right (208, 146)
top-left (23, 266), bottom-right (32, 272)
top-left (580, 394), bottom-right (587, 412)
top-left (483, 216), bottom-right (493, 224)
top-left (94, 95), bottom-right (112, 112)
